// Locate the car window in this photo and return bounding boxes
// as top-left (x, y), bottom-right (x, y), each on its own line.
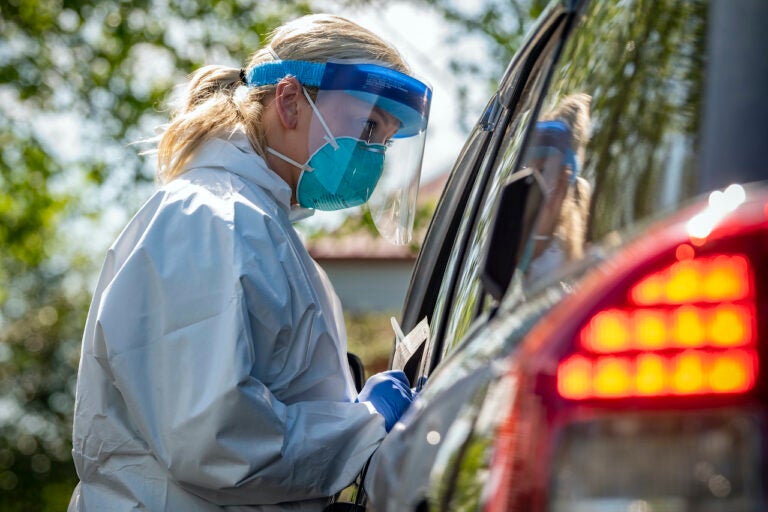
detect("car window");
top-left (395, 125), bottom-right (494, 382)
top-left (433, 22), bottom-right (567, 361)
top-left (517, 0), bottom-right (708, 291)
top-left (399, 124), bottom-right (494, 335)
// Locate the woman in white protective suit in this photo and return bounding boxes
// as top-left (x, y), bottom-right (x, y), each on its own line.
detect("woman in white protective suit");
top-left (69, 14), bottom-right (432, 511)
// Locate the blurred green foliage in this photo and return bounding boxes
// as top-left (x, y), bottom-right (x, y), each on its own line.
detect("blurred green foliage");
top-left (0, 0), bottom-right (539, 509)
top-left (345, 312), bottom-right (397, 377)
top-left (413, 0), bottom-right (550, 130)
top-left (0, 1), bottom-right (314, 509)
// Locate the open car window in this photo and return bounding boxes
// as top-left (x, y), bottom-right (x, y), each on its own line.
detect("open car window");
top-left (428, 17), bottom-right (569, 366)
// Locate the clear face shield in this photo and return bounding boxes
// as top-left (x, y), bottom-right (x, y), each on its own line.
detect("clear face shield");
top-left (524, 121), bottom-right (580, 191)
top-left (247, 60), bottom-right (432, 245)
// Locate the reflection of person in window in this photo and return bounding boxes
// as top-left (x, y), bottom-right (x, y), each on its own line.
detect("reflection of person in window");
top-left (524, 93), bottom-right (591, 283)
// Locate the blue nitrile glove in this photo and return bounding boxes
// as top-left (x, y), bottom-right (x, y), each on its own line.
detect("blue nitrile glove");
top-left (357, 370), bottom-right (414, 432)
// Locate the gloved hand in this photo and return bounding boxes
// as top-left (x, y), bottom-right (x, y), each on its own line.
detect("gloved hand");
top-left (357, 370), bottom-right (414, 432)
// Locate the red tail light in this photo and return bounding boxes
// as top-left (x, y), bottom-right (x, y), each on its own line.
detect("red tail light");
top-left (483, 186), bottom-right (768, 512)
top-left (630, 253), bottom-right (753, 305)
top-left (557, 253), bottom-right (759, 400)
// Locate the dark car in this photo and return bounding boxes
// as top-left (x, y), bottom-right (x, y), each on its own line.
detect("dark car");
top-left (340, 0), bottom-right (768, 510)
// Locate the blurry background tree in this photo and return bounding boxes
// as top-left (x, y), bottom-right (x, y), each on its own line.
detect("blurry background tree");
top-left (0, 0), bottom-right (542, 509)
top-left (408, 0), bottom-right (549, 129)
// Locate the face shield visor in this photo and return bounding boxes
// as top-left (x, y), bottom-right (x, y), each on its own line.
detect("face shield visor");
top-left (524, 120), bottom-right (580, 192)
top-left (246, 60), bottom-right (432, 245)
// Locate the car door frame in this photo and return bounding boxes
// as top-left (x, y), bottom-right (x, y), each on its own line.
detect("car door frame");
top-left (397, 1), bottom-right (582, 380)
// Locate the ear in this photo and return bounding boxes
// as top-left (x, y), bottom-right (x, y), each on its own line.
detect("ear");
top-left (274, 77), bottom-right (303, 130)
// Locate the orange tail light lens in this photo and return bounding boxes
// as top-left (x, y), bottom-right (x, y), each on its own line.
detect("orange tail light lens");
top-left (630, 254), bottom-right (752, 305)
top-left (558, 253), bottom-right (758, 400)
top-left (558, 349), bottom-right (758, 399)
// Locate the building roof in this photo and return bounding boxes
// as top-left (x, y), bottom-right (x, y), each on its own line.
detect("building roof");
top-left (308, 230), bottom-right (417, 261)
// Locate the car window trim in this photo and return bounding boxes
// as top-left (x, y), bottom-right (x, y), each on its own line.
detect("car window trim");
top-left (419, 9), bottom-right (576, 376)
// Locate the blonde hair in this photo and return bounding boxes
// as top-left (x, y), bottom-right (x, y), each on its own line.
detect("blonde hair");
top-left (156, 14), bottom-right (408, 183)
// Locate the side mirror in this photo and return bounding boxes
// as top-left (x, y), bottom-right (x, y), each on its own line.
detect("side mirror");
top-left (347, 352), bottom-right (365, 393)
top-left (481, 167), bottom-right (545, 301)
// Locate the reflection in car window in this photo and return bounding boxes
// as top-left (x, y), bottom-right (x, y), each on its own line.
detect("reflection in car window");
top-left (435, 32), bottom-right (564, 360)
top-left (519, 0), bottom-right (708, 289)
top-left (518, 95), bottom-right (593, 285)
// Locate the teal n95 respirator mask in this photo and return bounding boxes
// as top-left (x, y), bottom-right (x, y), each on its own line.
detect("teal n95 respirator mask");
top-left (266, 87), bottom-right (388, 211)
top-left (245, 58), bottom-right (432, 245)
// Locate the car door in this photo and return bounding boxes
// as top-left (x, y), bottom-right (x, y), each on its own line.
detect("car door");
top-left (394, 3), bottom-right (576, 385)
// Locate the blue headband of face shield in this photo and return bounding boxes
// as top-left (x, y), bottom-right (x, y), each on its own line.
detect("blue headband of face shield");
top-left (244, 60), bottom-right (432, 137)
top-left (527, 120), bottom-right (579, 183)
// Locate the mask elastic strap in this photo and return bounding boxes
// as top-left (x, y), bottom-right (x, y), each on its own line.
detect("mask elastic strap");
top-left (265, 86), bottom-right (338, 171)
top-left (266, 45), bottom-right (281, 61)
top-left (302, 87), bottom-right (339, 150)
top-left (266, 147), bottom-right (313, 172)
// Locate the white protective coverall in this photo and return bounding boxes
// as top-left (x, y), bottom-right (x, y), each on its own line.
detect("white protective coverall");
top-left (69, 131), bottom-right (386, 511)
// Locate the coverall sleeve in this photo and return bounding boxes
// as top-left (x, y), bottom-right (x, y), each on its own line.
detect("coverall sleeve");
top-left (99, 202), bottom-right (386, 506)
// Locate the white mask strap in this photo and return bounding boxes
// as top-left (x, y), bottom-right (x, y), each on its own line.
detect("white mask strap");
top-left (302, 87), bottom-right (339, 150)
top-left (266, 45), bottom-right (281, 61)
top-left (266, 147), bottom-right (313, 172)
top-left (265, 86), bottom-right (339, 170)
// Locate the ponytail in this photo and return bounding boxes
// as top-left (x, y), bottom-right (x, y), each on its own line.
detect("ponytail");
top-left (156, 65), bottom-right (273, 183)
